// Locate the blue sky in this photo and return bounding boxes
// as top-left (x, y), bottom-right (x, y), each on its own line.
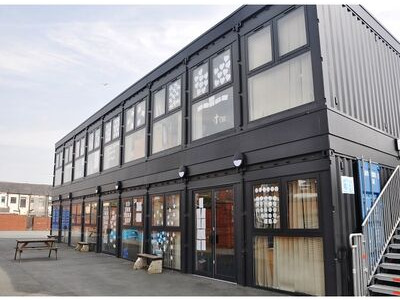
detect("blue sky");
top-left (0, 4), bottom-right (399, 184)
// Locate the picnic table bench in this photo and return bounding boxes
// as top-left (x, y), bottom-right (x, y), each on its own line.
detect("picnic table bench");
top-left (14, 238), bottom-right (58, 263)
top-left (133, 253), bottom-right (163, 274)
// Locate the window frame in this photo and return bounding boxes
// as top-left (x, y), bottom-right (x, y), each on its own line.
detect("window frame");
top-left (150, 192), bottom-right (181, 231)
top-left (151, 76), bottom-right (183, 155)
top-left (245, 22), bottom-right (274, 74)
top-left (54, 148), bottom-right (63, 186)
top-left (275, 5), bottom-right (309, 59)
top-left (244, 5), bottom-right (313, 125)
top-left (63, 143), bottom-right (74, 184)
top-left (86, 125), bottom-right (102, 176)
top-left (73, 134), bottom-right (86, 181)
top-left (189, 45), bottom-right (236, 143)
top-left (102, 112), bottom-right (121, 171)
top-left (123, 97), bottom-right (147, 164)
top-left (149, 191), bottom-right (182, 270)
top-left (190, 46), bottom-right (234, 103)
top-left (250, 172), bottom-right (322, 237)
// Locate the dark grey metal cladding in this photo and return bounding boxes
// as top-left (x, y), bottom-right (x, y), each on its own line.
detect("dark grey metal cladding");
top-left (317, 5), bottom-right (400, 138)
top-left (53, 109), bottom-right (329, 198)
top-left (329, 153), bottom-right (395, 295)
top-left (327, 110), bottom-right (400, 166)
top-left (54, 5), bottom-right (283, 148)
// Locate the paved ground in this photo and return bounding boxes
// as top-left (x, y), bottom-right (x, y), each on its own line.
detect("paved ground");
top-left (0, 231), bottom-right (283, 296)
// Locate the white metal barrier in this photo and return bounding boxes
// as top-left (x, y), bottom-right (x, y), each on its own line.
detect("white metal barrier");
top-left (350, 165), bottom-right (400, 296)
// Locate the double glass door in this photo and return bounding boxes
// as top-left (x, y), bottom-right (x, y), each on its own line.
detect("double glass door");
top-left (102, 200), bottom-right (118, 255)
top-left (194, 187), bottom-right (235, 282)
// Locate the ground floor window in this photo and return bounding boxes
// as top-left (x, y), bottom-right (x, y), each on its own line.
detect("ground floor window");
top-left (121, 196), bottom-right (144, 260)
top-left (61, 202), bottom-right (70, 244)
top-left (150, 192), bottom-right (181, 270)
top-left (151, 231), bottom-right (181, 269)
top-left (253, 236), bottom-right (324, 295)
top-left (102, 200), bottom-right (118, 254)
top-left (70, 203), bottom-right (82, 246)
top-left (84, 201), bottom-right (98, 251)
top-left (51, 205), bottom-right (60, 233)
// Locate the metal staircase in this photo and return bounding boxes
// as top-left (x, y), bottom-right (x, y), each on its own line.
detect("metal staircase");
top-left (368, 232), bottom-right (400, 295)
top-left (350, 165), bottom-right (400, 296)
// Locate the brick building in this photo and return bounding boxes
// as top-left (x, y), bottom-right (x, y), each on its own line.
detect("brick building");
top-left (0, 182), bottom-right (51, 216)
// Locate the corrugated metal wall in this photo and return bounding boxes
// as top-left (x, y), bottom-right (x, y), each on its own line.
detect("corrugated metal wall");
top-left (317, 5), bottom-right (400, 138)
top-left (330, 154), bottom-right (394, 295)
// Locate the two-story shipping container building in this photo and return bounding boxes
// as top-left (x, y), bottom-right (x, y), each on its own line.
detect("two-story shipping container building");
top-left (51, 5), bottom-right (400, 296)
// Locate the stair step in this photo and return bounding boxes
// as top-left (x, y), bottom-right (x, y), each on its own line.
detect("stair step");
top-left (380, 263), bottom-right (400, 271)
top-left (385, 253), bottom-right (400, 260)
top-left (390, 244), bottom-right (400, 249)
top-left (393, 235), bottom-right (400, 240)
top-left (369, 284), bottom-right (400, 296)
top-left (375, 273), bottom-right (400, 283)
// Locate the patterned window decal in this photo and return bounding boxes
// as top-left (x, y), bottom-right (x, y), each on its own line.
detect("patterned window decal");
top-left (168, 79), bottom-right (181, 111)
top-left (212, 49), bottom-right (232, 88)
top-left (192, 62), bottom-right (209, 98)
top-left (254, 183), bottom-right (280, 229)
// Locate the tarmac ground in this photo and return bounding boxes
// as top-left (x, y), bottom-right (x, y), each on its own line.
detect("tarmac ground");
top-left (0, 231), bottom-right (284, 296)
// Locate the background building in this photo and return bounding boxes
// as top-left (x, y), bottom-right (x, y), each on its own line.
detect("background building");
top-left (0, 182), bottom-right (51, 216)
top-left (51, 5), bottom-right (400, 296)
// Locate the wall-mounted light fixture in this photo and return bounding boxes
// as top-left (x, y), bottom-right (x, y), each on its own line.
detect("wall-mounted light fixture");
top-left (233, 152), bottom-right (245, 167)
top-left (68, 192), bottom-right (72, 200)
top-left (95, 186), bottom-right (101, 195)
top-left (115, 181), bottom-right (122, 191)
top-left (178, 165), bottom-right (187, 178)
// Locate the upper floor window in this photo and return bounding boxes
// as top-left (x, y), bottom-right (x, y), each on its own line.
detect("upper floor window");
top-left (54, 150), bottom-right (63, 186)
top-left (247, 25), bottom-right (272, 71)
top-left (87, 127), bottom-right (101, 176)
top-left (248, 51), bottom-right (313, 121)
top-left (63, 144), bottom-right (73, 183)
top-left (246, 7), bottom-right (313, 122)
top-left (152, 78), bottom-right (182, 154)
top-left (103, 115), bottom-right (121, 170)
top-left (191, 48), bottom-right (234, 141)
top-left (74, 136), bottom-right (86, 180)
top-left (124, 99), bottom-right (146, 163)
top-left (277, 6), bottom-right (307, 56)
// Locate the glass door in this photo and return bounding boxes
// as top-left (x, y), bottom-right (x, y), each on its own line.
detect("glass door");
top-left (102, 200), bottom-right (118, 255)
top-left (194, 187), bottom-right (235, 282)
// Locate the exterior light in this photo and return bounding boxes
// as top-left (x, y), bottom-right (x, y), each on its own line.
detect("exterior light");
top-left (68, 192), bottom-right (72, 199)
top-left (95, 186), bottom-right (101, 195)
top-left (115, 181), bottom-right (122, 191)
top-left (233, 152), bottom-right (244, 167)
top-left (178, 166), bottom-right (187, 178)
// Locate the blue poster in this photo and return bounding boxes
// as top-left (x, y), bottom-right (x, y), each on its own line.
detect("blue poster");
top-left (62, 209), bottom-right (70, 230)
top-left (52, 208), bottom-right (59, 231)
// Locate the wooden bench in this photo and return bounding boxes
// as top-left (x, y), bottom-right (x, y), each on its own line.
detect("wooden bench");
top-left (75, 242), bottom-right (89, 252)
top-left (14, 239), bottom-right (58, 263)
top-left (133, 253), bottom-right (163, 274)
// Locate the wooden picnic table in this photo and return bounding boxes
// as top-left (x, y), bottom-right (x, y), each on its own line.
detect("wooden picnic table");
top-left (14, 238), bottom-right (58, 262)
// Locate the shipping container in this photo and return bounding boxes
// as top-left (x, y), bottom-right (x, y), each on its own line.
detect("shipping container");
top-left (50, 5), bottom-right (400, 295)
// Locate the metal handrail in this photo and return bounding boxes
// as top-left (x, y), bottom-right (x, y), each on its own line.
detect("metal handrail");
top-left (362, 165), bottom-right (400, 226)
top-left (350, 165), bottom-right (400, 296)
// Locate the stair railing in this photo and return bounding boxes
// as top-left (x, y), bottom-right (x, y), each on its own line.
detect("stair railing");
top-left (350, 165), bottom-right (400, 296)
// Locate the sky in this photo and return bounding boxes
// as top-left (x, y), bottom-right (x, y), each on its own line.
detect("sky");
top-left (0, 2), bottom-right (399, 185)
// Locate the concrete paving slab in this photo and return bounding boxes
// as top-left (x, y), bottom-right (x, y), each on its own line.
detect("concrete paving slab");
top-left (0, 231), bottom-right (284, 296)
